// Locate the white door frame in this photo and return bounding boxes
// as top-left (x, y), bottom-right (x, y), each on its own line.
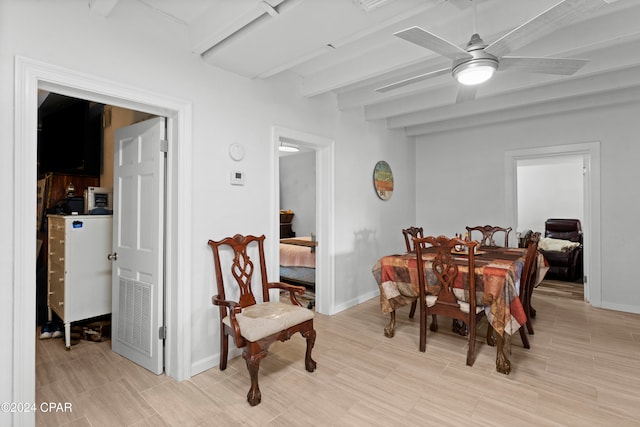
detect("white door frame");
top-left (13, 56), bottom-right (192, 418)
top-left (271, 126), bottom-right (335, 314)
top-left (505, 141), bottom-right (601, 306)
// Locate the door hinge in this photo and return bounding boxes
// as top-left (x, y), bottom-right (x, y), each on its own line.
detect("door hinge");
top-left (584, 275), bottom-right (587, 284)
top-left (160, 139), bottom-right (168, 153)
top-left (158, 326), bottom-right (167, 340)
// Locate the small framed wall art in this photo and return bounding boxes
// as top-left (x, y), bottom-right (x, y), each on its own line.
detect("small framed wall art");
top-left (373, 160), bottom-right (394, 201)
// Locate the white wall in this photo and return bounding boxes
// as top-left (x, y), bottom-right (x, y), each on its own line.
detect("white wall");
top-left (280, 151), bottom-right (316, 237)
top-left (517, 155), bottom-right (584, 234)
top-left (415, 101), bottom-right (640, 314)
top-left (332, 108), bottom-right (416, 309)
top-left (1, 0), bottom-right (416, 413)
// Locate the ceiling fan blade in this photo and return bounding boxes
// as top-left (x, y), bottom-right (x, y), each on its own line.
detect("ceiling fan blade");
top-left (484, 0), bottom-right (607, 58)
top-left (455, 84), bottom-right (477, 103)
top-left (499, 56), bottom-right (589, 75)
top-left (375, 67), bottom-right (451, 93)
top-left (394, 27), bottom-right (472, 61)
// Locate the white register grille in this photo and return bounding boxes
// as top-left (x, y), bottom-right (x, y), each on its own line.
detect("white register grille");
top-left (117, 278), bottom-right (152, 356)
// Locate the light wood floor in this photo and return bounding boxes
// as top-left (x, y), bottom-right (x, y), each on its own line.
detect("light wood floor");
top-left (36, 283), bottom-right (640, 426)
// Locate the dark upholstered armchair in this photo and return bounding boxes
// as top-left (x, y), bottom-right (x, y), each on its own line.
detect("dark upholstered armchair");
top-left (538, 219), bottom-right (583, 282)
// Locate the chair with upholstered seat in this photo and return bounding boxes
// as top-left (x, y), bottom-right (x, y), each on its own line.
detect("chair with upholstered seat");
top-left (402, 226), bottom-right (424, 253)
top-left (523, 232), bottom-right (541, 331)
top-left (208, 234), bottom-right (316, 406)
top-left (466, 225), bottom-right (512, 247)
top-left (402, 226), bottom-right (424, 319)
top-left (413, 235), bottom-right (490, 366)
top-left (518, 229), bottom-right (533, 248)
top-left (516, 231), bottom-right (541, 348)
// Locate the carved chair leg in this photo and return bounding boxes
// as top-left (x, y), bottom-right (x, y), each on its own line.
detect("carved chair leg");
top-left (303, 328), bottom-right (317, 372)
top-left (522, 298), bottom-right (533, 335)
top-left (244, 345), bottom-right (267, 406)
top-left (525, 292), bottom-right (535, 334)
top-left (219, 330), bottom-right (229, 371)
top-left (466, 334), bottom-right (476, 366)
top-left (523, 286), bottom-right (535, 334)
top-left (429, 314), bottom-right (438, 332)
top-left (519, 325), bottom-right (530, 349)
top-left (409, 300), bottom-right (417, 319)
top-left (528, 284), bottom-right (537, 318)
top-left (525, 316), bottom-right (535, 335)
top-left (419, 304), bottom-right (427, 352)
top-left (495, 334), bottom-right (512, 375)
top-left (384, 310), bottom-right (396, 338)
top-left (452, 319), bottom-right (468, 336)
top-left (466, 316), bottom-right (478, 366)
top-left (486, 323), bottom-right (496, 347)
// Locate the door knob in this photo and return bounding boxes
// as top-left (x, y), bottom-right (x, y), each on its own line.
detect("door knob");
top-left (107, 252), bottom-right (118, 261)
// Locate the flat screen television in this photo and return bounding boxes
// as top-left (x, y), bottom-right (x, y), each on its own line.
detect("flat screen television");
top-left (38, 95), bottom-right (103, 176)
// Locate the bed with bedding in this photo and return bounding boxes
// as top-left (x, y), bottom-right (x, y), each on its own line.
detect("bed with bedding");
top-left (279, 236), bottom-right (317, 288)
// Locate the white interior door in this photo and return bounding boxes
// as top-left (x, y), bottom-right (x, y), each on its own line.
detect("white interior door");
top-left (111, 117), bottom-right (166, 374)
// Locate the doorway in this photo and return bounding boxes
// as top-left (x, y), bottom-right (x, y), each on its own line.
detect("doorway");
top-left (505, 141), bottom-right (602, 306)
top-left (279, 145), bottom-right (317, 307)
top-left (272, 126), bottom-right (335, 315)
top-left (14, 56), bottom-right (193, 414)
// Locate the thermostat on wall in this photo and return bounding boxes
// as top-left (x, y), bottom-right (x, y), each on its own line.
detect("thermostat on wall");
top-left (230, 171), bottom-right (245, 185)
top-left (228, 143), bottom-right (245, 161)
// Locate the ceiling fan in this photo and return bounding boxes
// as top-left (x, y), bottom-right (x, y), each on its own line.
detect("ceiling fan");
top-left (376, 0), bottom-right (609, 102)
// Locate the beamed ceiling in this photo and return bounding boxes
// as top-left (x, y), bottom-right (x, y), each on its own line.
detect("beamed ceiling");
top-left (90, 0), bottom-right (640, 137)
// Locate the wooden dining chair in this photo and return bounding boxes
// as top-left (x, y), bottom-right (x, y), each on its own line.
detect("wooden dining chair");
top-left (413, 235), bottom-right (489, 366)
top-left (519, 232), bottom-right (541, 337)
top-left (402, 226), bottom-right (424, 253)
top-left (208, 234), bottom-right (317, 406)
top-left (518, 229), bottom-right (533, 248)
top-left (402, 226), bottom-right (424, 319)
top-left (466, 225), bottom-right (512, 247)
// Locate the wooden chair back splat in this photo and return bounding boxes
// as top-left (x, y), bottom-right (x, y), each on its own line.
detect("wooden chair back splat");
top-left (466, 225), bottom-right (512, 247)
top-left (402, 226), bottom-right (424, 253)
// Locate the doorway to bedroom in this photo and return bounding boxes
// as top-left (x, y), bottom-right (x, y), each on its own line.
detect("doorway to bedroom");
top-left (279, 145), bottom-right (317, 308)
top-left (273, 126), bottom-right (335, 315)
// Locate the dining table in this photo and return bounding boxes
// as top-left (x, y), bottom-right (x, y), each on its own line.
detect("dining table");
top-left (372, 245), bottom-right (532, 374)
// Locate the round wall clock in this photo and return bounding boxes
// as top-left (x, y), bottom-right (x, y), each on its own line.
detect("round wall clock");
top-left (373, 160), bottom-right (394, 201)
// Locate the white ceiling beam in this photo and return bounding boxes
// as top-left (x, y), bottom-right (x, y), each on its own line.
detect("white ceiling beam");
top-left (88, 0), bottom-right (119, 17)
top-left (406, 84), bottom-right (640, 137)
top-left (387, 62), bottom-right (640, 132)
top-left (336, 57), bottom-right (452, 110)
top-left (189, 0), bottom-right (286, 55)
top-left (300, 43), bottom-right (440, 97)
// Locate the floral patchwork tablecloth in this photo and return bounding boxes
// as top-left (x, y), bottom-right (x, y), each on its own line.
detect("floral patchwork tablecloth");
top-left (372, 247), bottom-right (529, 337)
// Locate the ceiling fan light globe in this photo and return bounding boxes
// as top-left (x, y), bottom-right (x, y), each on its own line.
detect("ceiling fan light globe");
top-left (453, 61), bottom-right (497, 86)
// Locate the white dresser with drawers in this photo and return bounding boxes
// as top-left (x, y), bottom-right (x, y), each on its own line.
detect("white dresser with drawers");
top-left (47, 214), bottom-right (113, 349)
